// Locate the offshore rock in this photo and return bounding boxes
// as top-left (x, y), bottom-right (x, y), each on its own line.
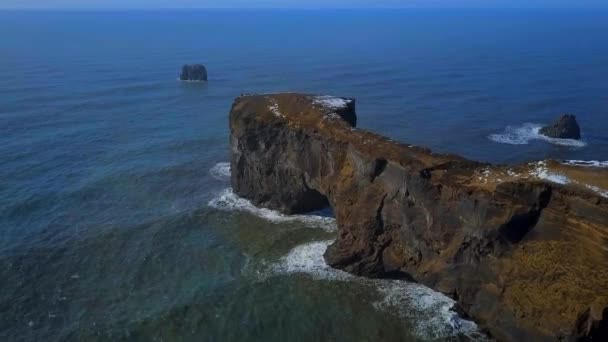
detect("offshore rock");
top-left (539, 114), bottom-right (581, 139)
top-left (180, 64), bottom-right (207, 81)
top-left (229, 93), bottom-right (608, 341)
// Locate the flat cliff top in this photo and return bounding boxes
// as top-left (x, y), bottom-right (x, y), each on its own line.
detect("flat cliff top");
top-left (233, 93), bottom-right (608, 200)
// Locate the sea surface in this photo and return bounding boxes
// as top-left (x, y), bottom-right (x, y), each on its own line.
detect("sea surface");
top-left (1, 9), bottom-right (608, 341)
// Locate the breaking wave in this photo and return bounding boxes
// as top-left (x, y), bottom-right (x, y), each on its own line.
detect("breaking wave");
top-left (269, 240), bottom-right (485, 340)
top-left (560, 160), bottom-right (608, 168)
top-left (207, 188), bottom-right (336, 232)
top-left (208, 164), bottom-right (486, 339)
top-left (488, 123), bottom-right (586, 147)
top-left (209, 162), bottom-right (231, 181)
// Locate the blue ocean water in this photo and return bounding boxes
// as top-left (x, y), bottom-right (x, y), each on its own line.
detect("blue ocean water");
top-left (1, 9), bottom-right (607, 341)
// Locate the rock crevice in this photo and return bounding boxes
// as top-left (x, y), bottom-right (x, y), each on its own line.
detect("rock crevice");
top-left (229, 93), bottom-right (608, 341)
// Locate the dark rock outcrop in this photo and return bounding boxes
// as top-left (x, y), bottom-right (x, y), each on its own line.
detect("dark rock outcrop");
top-left (180, 64), bottom-right (207, 82)
top-left (539, 114), bottom-right (581, 139)
top-left (229, 93), bottom-right (608, 342)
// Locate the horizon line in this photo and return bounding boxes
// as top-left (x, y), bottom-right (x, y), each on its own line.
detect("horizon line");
top-left (1, 6), bottom-right (607, 10)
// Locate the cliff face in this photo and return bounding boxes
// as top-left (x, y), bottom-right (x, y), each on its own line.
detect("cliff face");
top-left (229, 93), bottom-right (608, 341)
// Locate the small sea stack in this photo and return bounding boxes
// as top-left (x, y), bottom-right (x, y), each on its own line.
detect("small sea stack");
top-left (180, 64), bottom-right (207, 82)
top-left (539, 114), bottom-right (581, 139)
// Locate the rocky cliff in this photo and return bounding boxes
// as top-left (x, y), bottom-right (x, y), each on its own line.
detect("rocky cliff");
top-left (180, 64), bottom-right (207, 81)
top-left (229, 93), bottom-right (608, 341)
top-left (540, 114), bottom-right (582, 140)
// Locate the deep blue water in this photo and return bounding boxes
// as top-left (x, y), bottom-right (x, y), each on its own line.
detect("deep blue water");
top-left (1, 9), bottom-right (607, 341)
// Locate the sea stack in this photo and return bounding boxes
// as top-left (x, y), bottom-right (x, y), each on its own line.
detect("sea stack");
top-left (229, 93), bottom-right (608, 342)
top-left (539, 114), bottom-right (581, 139)
top-left (180, 64), bottom-right (207, 82)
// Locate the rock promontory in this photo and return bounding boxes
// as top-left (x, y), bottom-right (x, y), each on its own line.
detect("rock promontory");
top-left (229, 93), bottom-right (608, 341)
top-left (539, 114), bottom-right (581, 139)
top-left (180, 64), bottom-right (207, 82)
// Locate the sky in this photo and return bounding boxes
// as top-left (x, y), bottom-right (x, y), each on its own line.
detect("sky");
top-left (1, 0), bottom-right (606, 9)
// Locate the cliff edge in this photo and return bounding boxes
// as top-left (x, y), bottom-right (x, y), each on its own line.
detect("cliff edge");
top-left (229, 93), bottom-right (608, 341)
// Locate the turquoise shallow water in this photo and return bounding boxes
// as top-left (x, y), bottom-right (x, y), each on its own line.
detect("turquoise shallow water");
top-left (1, 9), bottom-right (608, 341)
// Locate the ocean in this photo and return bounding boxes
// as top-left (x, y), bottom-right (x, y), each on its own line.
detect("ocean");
top-left (1, 9), bottom-right (607, 341)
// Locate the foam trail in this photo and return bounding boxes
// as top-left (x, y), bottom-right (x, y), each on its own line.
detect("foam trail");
top-left (209, 162), bottom-right (231, 181)
top-left (273, 240), bottom-right (352, 280)
top-left (270, 240), bottom-right (483, 340)
top-left (207, 188), bottom-right (336, 232)
top-left (373, 282), bottom-right (481, 340)
top-left (177, 78), bottom-right (207, 83)
top-left (210, 164), bottom-right (481, 338)
top-left (489, 123), bottom-right (586, 147)
top-left (561, 160), bottom-right (608, 168)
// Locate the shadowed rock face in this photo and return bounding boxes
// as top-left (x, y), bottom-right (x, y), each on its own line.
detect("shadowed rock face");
top-left (180, 64), bottom-right (207, 81)
top-left (539, 114), bottom-right (581, 139)
top-left (229, 93), bottom-right (608, 342)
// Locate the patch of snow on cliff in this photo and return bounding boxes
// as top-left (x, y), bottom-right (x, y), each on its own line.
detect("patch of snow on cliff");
top-left (476, 168), bottom-right (492, 184)
top-left (269, 240), bottom-right (482, 340)
top-left (207, 188), bottom-right (336, 232)
top-left (313, 96), bottom-right (352, 109)
top-left (488, 123), bottom-right (586, 147)
top-left (325, 113), bottom-right (343, 121)
top-left (209, 162), bottom-right (231, 181)
top-left (530, 161), bottom-right (570, 185)
top-left (585, 185), bottom-right (608, 198)
top-left (506, 169), bottom-right (521, 177)
top-left (526, 162), bottom-right (608, 197)
top-left (267, 98), bottom-right (284, 118)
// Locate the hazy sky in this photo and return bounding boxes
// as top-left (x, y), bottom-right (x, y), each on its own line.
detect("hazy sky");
top-left (1, 0), bottom-right (606, 9)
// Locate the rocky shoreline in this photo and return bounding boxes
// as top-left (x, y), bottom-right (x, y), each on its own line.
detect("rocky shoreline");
top-left (229, 93), bottom-right (608, 341)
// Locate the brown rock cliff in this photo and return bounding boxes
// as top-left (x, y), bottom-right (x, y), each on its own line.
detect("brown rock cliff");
top-left (229, 93), bottom-right (608, 341)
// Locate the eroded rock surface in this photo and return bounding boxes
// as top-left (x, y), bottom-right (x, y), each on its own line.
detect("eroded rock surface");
top-left (229, 93), bottom-right (608, 341)
top-left (539, 114), bottom-right (581, 139)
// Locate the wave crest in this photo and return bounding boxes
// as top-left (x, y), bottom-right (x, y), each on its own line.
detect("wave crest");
top-left (561, 160), bottom-right (608, 168)
top-left (207, 188), bottom-right (336, 232)
top-left (269, 240), bottom-right (483, 340)
top-left (489, 123), bottom-right (586, 147)
top-left (209, 162), bottom-right (231, 181)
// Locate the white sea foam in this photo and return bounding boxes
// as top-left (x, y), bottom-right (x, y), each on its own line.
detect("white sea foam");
top-left (313, 95), bottom-right (352, 109)
top-left (211, 155), bottom-right (483, 338)
top-left (273, 240), bottom-right (352, 280)
top-left (209, 162), bottom-right (231, 181)
top-left (489, 123), bottom-right (586, 147)
top-left (207, 188), bottom-right (337, 232)
top-left (373, 281), bottom-right (481, 340)
top-left (177, 78), bottom-right (207, 83)
top-left (561, 160), bottom-right (608, 168)
top-left (269, 240), bottom-right (482, 340)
